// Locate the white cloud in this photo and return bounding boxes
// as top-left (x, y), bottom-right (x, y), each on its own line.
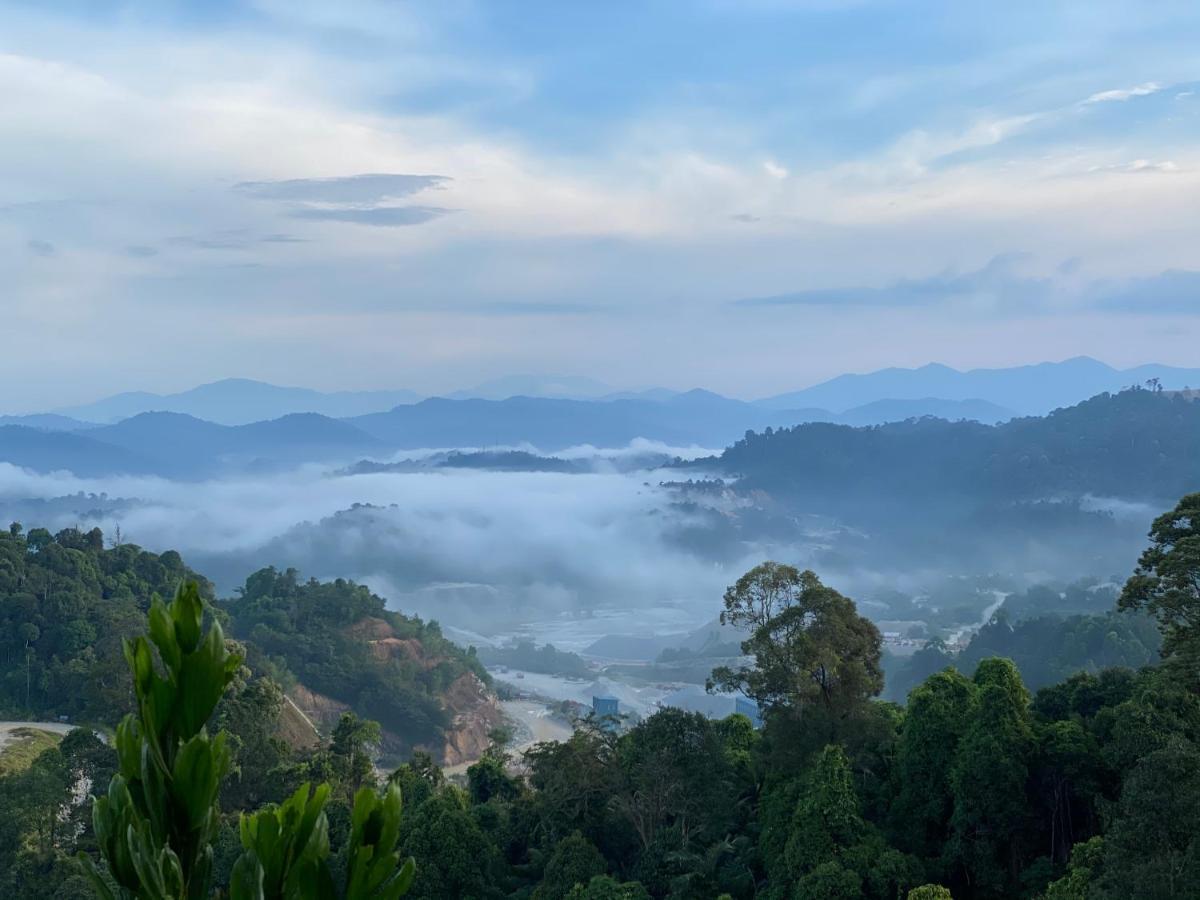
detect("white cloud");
top-left (763, 160), bottom-right (789, 179)
top-left (1083, 82), bottom-right (1162, 104)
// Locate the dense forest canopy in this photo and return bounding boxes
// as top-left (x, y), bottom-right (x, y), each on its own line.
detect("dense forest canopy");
top-left (712, 388), bottom-right (1200, 505)
top-left (1, 491), bottom-right (1199, 897)
top-left (221, 567), bottom-right (488, 754)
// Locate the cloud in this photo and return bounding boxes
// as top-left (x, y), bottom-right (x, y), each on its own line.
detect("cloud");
top-left (125, 245), bottom-right (158, 257)
top-left (1087, 159), bottom-right (1179, 175)
top-left (1083, 82), bottom-right (1162, 104)
top-left (736, 257), bottom-right (1200, 318)
top-left (288, 206), bottom-right (453, 226)
top-left (233, 173), bottom-right (449, 203)
top-left (733, 254), bottom-right (1051, 310)
top-left (0, 460), bottom-right (762, 625)
top-left (27, 239), bottom-right (55, 257)
top-left (1093, 270), bottom-right (1200, 314)
top-left (762, 160), bottom-right (789, 180)
top-left (236, 173), bottom-right (455, 228)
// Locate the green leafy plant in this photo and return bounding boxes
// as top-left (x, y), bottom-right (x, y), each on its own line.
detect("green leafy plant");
top-left (229, 781), bottom-right (414, 900)
top-left (81, 581), bottom-right (242, 899)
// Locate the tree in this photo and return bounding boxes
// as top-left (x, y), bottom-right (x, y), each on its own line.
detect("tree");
top-left (535, 832), bottom-right (607, 900)
top-left (906, 887), bottom-right (952, 900)
top-left (1042, 837), bottom-right (1102, 900)
top-left (1120, 493), bottom-right (1200, 669)
top-left (946, 659), bottom-right (1033, 897)
top-left (1098, 741), bottom-right (1200, 899)
top-left (709, 564), bottom-right (883, 730)
top-left (331, 714), bottom-right (382, 795)
top-left (783, 745), bottom-right (864, 878)
top-left (563, 876), bottom-right (650, 899)
top-left (398, 788), bottom-right (496, 899)
top-left (890, 668), bottom-right (975, 860)
top-left (612, 709), bottom-right (737, 853)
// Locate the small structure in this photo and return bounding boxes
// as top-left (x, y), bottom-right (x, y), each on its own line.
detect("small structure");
top-left (592, 694), bottom-right (620, 719)
top-left (735, 696), bottom-right (763, 729)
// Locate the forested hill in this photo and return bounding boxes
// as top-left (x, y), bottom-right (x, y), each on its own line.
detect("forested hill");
top-left (220, 567), bottom-right (495, 762)
top-left (0, 526), bottom-right (493, 765)
top-left (0, 524), bottom-right (209, 723)
top-left (711, 387), bottom-right (1200, 503)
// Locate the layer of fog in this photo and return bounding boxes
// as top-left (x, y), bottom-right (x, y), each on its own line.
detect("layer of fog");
top-left (0, 451), bottom-right (769, 632)
top-left (0, 450), bottom-right (1160, 642)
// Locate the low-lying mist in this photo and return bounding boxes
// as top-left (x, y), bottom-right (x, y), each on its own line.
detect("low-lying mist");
top-left (0, 437), bottom-right (1161, 639)
top-left (0, 448), bottom-right (762, 631)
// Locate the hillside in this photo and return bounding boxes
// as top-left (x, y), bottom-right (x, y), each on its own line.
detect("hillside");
top-left (712, 387), bottom-right (1200, 505)
top-left (0, 525), bottom-right (496, 767)
top-left (220, 566), bottom-right (497, 764)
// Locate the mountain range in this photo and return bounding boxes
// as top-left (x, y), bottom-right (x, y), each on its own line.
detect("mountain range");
top-left (35, 358), bottom-right (1200, 427)
top-left (756, 357), bottom-right (1200, 414)
top-left (0, 358), bottom-right (1196, 478)
top-left (0, 392), bottom-right (1017, 478)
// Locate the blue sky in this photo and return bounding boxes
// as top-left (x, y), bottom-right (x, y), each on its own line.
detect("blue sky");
top-left (3, 0), bottom-right (1200, 407)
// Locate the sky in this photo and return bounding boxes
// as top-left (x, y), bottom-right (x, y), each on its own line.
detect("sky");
top-left (4, 0), bottom-right (1200, 409)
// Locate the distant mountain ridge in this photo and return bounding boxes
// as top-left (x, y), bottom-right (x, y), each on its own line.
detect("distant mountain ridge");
top-left (757, 357), bottom-right (1200, 415)
top-left (54, 378), bottom-right (421, 425)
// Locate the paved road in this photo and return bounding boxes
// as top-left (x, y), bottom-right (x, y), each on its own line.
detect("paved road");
top-left (444, 700), bottom-right (574, 776)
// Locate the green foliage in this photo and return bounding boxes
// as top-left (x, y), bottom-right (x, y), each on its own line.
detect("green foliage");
top-left (82, 580), bottom-right (242, 899)
top-left (0, 725), bottom-right (62, 774)
top-left (222, 568), bottom-right (486, 756)
top-left (1098, 740), bottom-right (1200, 898)
top-left (890, 668), bottom-right (974, 859)
top-left (475, 640), bottom-right (592, 678)
top-left (710, 563), bottom-right (883, 728)
top-left (720, 388), bottom-right (1200, 505)
top-left (885, 610), bottom-right (1161, 701)
top-left (906, 887), bottom-right (953, 900)
top-left (230, 781), bottom-right (415, 900)
top-left (563, 875), bottom-right (650, 899)
top-left (535, 832), bottom-right (608, 900)
top-left (0, 525), bottom-right (206, 723)
top-left (231, 783), bottom-right (336, 899)
top-left (946, 659), bottom-right (1034, 897)
top-left (1042, 836), bottom-right (1102, 900)
top-left (397, 787), bottom-right (496, 899)
top-left (1120, 492), bottom-right (1200, 668)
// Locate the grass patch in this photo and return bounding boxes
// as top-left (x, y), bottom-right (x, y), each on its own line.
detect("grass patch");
top-left (0, 728), bottom-right (63, 775)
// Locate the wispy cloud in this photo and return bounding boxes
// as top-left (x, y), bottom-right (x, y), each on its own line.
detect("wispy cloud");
top-left (1083, 82), bottom-right (1162, 104)
top-left (233, 173), bottom-right (449, 203)
top-left (736, 257), bottom-right (1200, 318)
top-left (235, 172), bottom-right (455, 228)
top-left (733, 255), bottom-right (1051, 310)
top-left (289, 206), bottom-right (453, 226)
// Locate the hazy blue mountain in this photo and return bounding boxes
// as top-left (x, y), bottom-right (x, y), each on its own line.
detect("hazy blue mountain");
top-left (598, 387), bottom-right (681, 402)
top-left (83, 411), bottom-right (382, 477)
top-left (55, 378), bottom-right (421, 425)
top-left (0, 425), bottom-right (155, 476)
top-left (349, 390), bottom-right (819, 451)
top-left (758, 357), bottom-right (1200, 415)
top-left (0, 413), bottom-right (96, 431)
top-left (836, 397), bottom-right (1015, 426)
top-left (446, 374), bottom-right (618, 400)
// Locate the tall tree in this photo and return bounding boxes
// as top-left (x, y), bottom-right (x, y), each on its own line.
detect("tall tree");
top-left (1120, 492), bottom-right (1200, 670)
top-left (709, 564), bottom-right (883, 730)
